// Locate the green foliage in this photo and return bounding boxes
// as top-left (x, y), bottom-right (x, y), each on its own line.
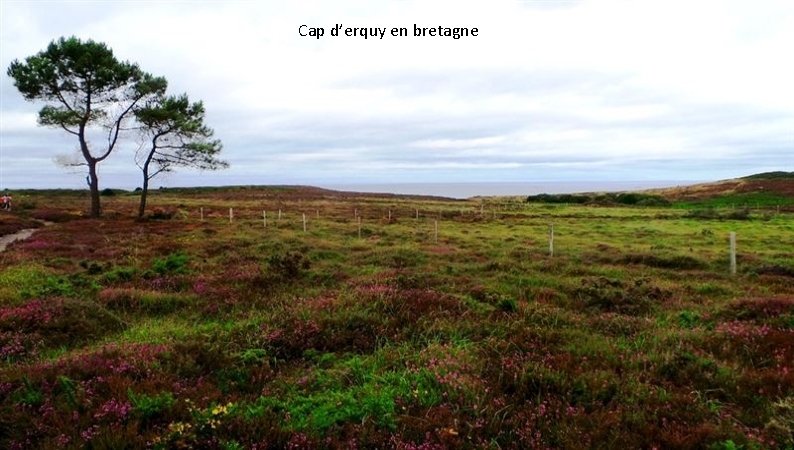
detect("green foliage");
top-left (265, 251), bottom-right (310, 280)
top-left (497, 296), bottom-right (518, 313)
top-left (239, 348), bottom-right (268, 365)
top-left (621, 253), bottom-right (707, 270)
top-left (575, 277), bottom-right (670, 315)
top-left (19, 275), bottom-right (75, 298)
top-left (742, 171), bottom-right (794, 180)
top-left (0, 265), bottom-right (73, 304)
top-left (128, 389), bottom-right (175, 420)
top-left (677, 310), bottom-right (701, 328)
top-left (15, 378), bottom-right (44, 407)
top-left (678, 192), bottom-right (793, 209)
top-left (103, 265), bottom-right (138, 283)
top-left (6, 36), bottom-right (167, 216)
top-left (221, 441), bottom-right (245, 450)
top-left (526, 192), bottom-right (670, 206)
top-left (151, 251), bottom-right (190, 275)
top-left (56, 375), bottom-right (79, 409)
top-left (378, 247), bottom-right (427, 269)
top-left (100, 288), bottom-right (193, 315)
top-left (239, 353), bottom-right (443, 433)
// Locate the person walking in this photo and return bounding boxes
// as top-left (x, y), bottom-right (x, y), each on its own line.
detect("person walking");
top-left (1, 192), bottom-right (12, 211)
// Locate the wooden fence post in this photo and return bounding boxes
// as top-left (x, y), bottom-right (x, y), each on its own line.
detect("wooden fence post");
top-left (730, 231), bottom-right (736, 275)
top-left (549, 224), bottom-right (554, 257)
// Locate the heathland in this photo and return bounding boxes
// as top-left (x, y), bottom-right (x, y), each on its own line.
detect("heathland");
top-left (0, 176), bottom-right (792, 449)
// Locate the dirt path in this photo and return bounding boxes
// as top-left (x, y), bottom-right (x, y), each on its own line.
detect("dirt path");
top-left (0, 220), bottom-right (53, 252)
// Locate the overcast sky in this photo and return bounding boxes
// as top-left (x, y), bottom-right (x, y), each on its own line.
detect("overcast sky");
top-left (1, 0), bottom-right (792, 191)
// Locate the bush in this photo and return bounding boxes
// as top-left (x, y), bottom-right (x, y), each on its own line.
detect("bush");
top-left (574, 277), bottom-right (670, 315)
top-left (98, 288), bottom-right (194, 314)
top-left (265, 251), bottom-right (310, 281)
top-left (756, 264), bottom-right (794, 278)
top-left (151, 251), bottom-right (190, 275)
top-left (100, 188), bottom-right (116, 196)
top-left (149, 208), bottom-right (176, 220)
top-left (127, 389), bottom-right (175, 421)
top-left (0, 298), bottom-right (125, 348)
top-left (103, 265), bottom-right (138, 283)
top-left (621, 253), bottom-right (707, 270)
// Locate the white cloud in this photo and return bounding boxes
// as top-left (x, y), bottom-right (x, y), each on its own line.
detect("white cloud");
top-left (1, 0), bottom-right (792, 189)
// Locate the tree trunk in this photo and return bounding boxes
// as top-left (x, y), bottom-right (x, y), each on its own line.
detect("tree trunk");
top-left (88, 161), bottom-right (101, 218)
top-left (138, 172), bottom-right (149, 219)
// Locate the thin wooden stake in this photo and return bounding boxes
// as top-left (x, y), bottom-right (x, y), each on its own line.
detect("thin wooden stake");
top-left (415, 208), bottom-right (419, 220)
top-left (549, 224), bottom-right (554, 257)
top-left (229, 207), bottom-right (233, 223)
top-left (263, 211), bottom-right (267, 228)
top-left (730, 231), bottom-right (736, 276)
top-left (278, 209), bottom-right (282, 220)
top-left (303, 213), bottom-right (307, 232)
top-left (354, 208), bottom-right (358, 218)
top-left (200, 207), bottom-right (204, 221)
top-left (388, 209), bottom-right (392, 221)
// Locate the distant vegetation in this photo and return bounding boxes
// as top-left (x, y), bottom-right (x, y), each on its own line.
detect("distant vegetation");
top-left (742, 171), bottom-right (794, 180)
top-left (526, 192), bottom-right (670, 206)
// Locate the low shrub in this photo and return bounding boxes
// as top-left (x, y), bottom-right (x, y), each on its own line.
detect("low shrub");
top-left (128, 389), bottom-right (175, 421)
top-left (721, 297), bottom-right (794, 321)
top-left (574, 277), bottom-right (670, 315)
top-left (149, 208), bottom-right (176, 220)
top-left (756, 264), bottom-right (794, 278)
top-left (98, 288), bottom-right (194, 314)
top-left (151, 251), bottom-right (190, 275)
top-left (621, 253), bottom-right (707, 270)
top-left (102, 265), bottom-right (138, 283)
top-left (264, 251), bottom-right (310, 281)
top-left (0, 298), bottom-right (125, 348)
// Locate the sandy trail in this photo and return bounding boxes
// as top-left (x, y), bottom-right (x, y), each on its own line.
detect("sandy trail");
top-left (0, 220), bottom-right (53, 252)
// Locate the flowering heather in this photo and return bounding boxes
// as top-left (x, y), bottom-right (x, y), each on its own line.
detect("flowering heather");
top-left (716, 320), bottom-right (772, 339)
top-left (0, 299), bottom-right (53, 325)
top-left (93, 398), bottom-right (133, 422)
top-left (1, 189), bottom-right (793, 448)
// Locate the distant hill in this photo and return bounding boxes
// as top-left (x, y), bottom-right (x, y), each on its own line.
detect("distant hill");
top-left (647, 171), bottom-right (794, 206)
top-left (741, 171), bottom-right (794, 180)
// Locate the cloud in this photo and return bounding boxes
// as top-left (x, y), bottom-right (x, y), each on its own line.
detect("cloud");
top-left (1, 0), bottom-right (792, 190)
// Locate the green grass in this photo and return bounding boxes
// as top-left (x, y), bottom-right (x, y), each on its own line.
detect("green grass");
top-left (0, 189), bottom-right (792, 449)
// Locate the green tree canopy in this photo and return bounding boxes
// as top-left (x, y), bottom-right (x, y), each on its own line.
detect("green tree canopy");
top-left (134, 94), bottom-right (226, 218)
top-left (7, 36), bottom-right (166, 217)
